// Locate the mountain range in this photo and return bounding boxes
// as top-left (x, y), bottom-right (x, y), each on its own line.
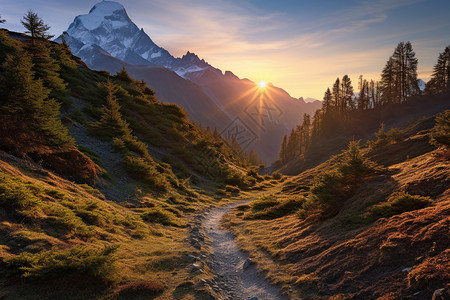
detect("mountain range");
top-left (57, 1), bottom-right (321, 162)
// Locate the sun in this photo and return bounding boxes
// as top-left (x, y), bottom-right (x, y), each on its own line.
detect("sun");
top-left (258, 81), bottom-right (266, 88)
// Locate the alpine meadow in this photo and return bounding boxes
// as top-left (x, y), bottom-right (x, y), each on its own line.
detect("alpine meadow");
top-left (0, 1), bottom-right (449, 299)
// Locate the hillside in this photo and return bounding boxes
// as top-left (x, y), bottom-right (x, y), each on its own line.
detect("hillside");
top-left (59, 0), bottom-right (322, 162)
top-left (277, 94), bottom-right (450, 175)
top-left (221, 113), bottom-right (450, 299)
top-left (0, 28), bottom-right (278, 299)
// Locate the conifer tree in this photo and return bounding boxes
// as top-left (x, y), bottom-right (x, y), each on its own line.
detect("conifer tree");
top-left (21, 10), bottom-right (53, 40)
top-left (381, 42), bottom-right (419, 103)
top-left (95, 80), bottom-right (131, 137)
top-left (279, 135), bottom-right (287, 163)
top-left (301, 113), bottom-right (311, 153)
top-left (25, 41), bottom-right (67, 96)
top-left (340, 75), bottom-right (354, 113)
top-left (212, 127), bottom-right (221, 141)
top-left (248, 150), bottom-right (261, 166)
top-left (332, 78), bottom-right (341, 112)
top-left (427, 45), bottom-right (450, 94)
top-left (322, 88), bottom-right (332, 114)
top-left (0, 48), bottom-right (73, 146)
top-left (380, 57), bottom-right (396, 104)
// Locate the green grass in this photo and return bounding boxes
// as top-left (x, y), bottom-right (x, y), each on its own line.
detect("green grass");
top-left (245, 198), bottom-right (304, 220)
top-left (141, 208), bottom-right (184, 227)
top-left (4, 245), bottom-right (119, 281)
top-left (366, 191), bottom-right (432, 220)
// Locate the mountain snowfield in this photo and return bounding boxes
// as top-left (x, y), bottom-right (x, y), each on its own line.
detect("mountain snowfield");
top-left (59, 1), bottom-right (321, 162)
top-left (62, 1), bottom-right (214, 78)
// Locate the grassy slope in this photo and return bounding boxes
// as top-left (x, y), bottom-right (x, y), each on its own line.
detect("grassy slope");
top-left (222, 115), bottom-right (450, 299)
top-left (0, 152), bottom-right (229, 299)
top-left (0, 31), bottom-right (262, 299)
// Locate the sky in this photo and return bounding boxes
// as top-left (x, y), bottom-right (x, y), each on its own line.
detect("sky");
top-left (1, 0), bottom-right (450, 99)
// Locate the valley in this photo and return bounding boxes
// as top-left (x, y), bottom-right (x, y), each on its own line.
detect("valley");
top-left (1, 1), bottom-right (450, 300)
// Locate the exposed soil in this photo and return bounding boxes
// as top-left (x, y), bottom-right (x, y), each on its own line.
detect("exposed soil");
top-left (204, 202), bottom-right (289, 300)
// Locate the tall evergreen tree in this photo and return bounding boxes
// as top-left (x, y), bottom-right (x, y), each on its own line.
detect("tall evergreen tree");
top-left (94, 80), bottom-right (131, 137)
top-left (332, 78), bottom-right (340, 113)
top-left (248, 150), bottom-right (261, 166)
top-left (381, 42), bottom-right (419, 103)
top-left (380, 57), bottom-right (396, 104)
top-left (279, 135), bottom-right (288, 163)
top-left (340, 75), bottom-right (354, 113)
top-left (21, 10), bottom-right (53, 40)
top-left (311, 109), bottom-right (323, 144)
top-left (0, 48), bottom-right (73, 146)
top-left (301, 113), bottom-right (311, 153)
top-left (322, 88), bottom-right (332, 114)
top-left (427, 45), bottom-right (450, 94)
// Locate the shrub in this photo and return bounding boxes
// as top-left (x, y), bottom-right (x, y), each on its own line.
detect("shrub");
top-left (430, 110), bottom-right (450, 149)
top-left (366, 191), bottom-right (432, 220)
top-left (369, 123), bottom-right (404, 149)
top-left (124, 156), bottom-right (168, 192)
top-left (5, 245), bottom-right (119, 281)
top-left (78, 145), bottom-right (102, 166)
top-left (309, 170), bottom-right (345, 205)
top-left (272, 172), bottom-right (283, 180)
top-left (224, 173), bottom-right (243, 187)
top-left (302, 141), bottom-right (382, 219)
top-left (0, 173), bottom-right (41, 211)
top-left (245, 198), bottom-right (304, 220)
top-left (225, 185), bottom-right (240, 194)
top-left (141, 208), bottom-right (182, 227)
top-left (251, 197), bottom-right (279, 210)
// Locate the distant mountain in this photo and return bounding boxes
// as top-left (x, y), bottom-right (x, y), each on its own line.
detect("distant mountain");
top-left (418, 79), bottom-right (426, 92)
top-left (304, 97), bottom-right (320, 103)
top-left (58, 1), bottom-right (321, 162)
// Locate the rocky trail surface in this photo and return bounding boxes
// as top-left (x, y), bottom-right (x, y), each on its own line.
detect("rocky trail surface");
top-left (204, 202), bottom-right (288, 300)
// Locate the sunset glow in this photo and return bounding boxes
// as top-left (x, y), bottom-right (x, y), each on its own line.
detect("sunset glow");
top-left (2, 0), bottom-right (449, 99)
top-left (259, 81), bottom-right (266, 88)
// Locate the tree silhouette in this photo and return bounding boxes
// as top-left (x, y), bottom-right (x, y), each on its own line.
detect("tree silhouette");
top-left (21, 10), bottom-right (53, 40)
top-left (426, 45), bottom-right (450, 94)
top-left (381, 42), bottom-right (419, 104)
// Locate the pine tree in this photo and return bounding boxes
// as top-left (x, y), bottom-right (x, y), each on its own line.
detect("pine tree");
top-left (380, 57), bottom-right (396, 104)
top-left (212, 127), bottom-right (221, 141)
top-left (310, 109), bottom-right (322, 145)
top-left (332, 78), bottom-right (340, 113)
top-left (0, 48), bottom-right (73, 146)
top-left (94, 80), bottom-right (132, 137)
top-left (279, 135), bottom-right (288, 163)
top-left (381, 42), bottom-right (419, 103)
top-left (427, 45), bottom-right (450, 94)
top-left (248, 150), bottom-right (260, 166)
top-left (340, 75), bottom-right (354, 113)
top-left (322, 88), bottom-right (332, 114)
top-left (301, 113), bottom-right (311, 153)
top-left (21, 10), bottom-right (53, 40)
top-left (25, 41), bottom-right (67, 95)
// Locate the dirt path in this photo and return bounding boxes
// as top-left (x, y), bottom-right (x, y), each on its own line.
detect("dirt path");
top-left (204, 202), bottom-right (289, 300)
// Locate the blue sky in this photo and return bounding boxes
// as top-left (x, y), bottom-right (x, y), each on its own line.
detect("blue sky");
top-left (1, 0), bottom-right (449, 99)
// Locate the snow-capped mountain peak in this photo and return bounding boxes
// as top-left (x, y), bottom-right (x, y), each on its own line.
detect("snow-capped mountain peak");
top-left (59, 1), bottom-right (217, 78)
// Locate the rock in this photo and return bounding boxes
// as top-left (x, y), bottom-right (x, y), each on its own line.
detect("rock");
top-left (243, 258), bottom-right (254, 270)
top-left (248, 297), bottom-right (258, 300)
top-left (402, 267), bottom-right (412, 272)
top-left (200, 278), bottom-right (213, 285)
top-left (186, 254), bottom-right (198, 262)
top-left (432, 288), bottom-right (449, 300)
top-left (189, 263), bottom-right (203, 273)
